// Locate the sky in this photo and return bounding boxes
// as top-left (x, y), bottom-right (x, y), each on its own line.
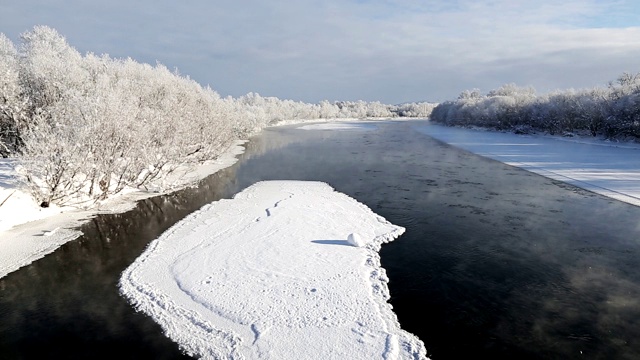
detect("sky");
top-left (2, 0), bottom-right (640, 104)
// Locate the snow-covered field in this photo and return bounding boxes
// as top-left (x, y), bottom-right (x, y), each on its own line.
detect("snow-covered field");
top-left (415, 123), bottom-right (640, 207)
top-left (119, 181), bottom-right (427, 359)
top-left (0, 140), bottom-right (247, 279)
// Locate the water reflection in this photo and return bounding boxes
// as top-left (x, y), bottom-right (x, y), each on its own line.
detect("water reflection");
top-left (1, 121), bottom-right (640, 359)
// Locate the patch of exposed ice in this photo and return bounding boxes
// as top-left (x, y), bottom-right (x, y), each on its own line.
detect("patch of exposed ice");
top-left (119, 181), bottom-right (427, 359)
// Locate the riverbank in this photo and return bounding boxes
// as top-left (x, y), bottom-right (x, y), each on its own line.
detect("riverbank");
top-left (0, 140), bottom-right (247, 279)
top-left (414, 123), bottom-right (640, 207)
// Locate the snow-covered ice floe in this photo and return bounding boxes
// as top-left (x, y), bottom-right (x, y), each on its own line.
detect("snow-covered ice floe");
top-left (119, 181), bottom-right (426, 359)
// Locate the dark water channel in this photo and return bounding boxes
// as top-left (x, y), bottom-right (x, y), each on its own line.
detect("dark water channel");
top-left (2, 120), bottom-right (640, 359)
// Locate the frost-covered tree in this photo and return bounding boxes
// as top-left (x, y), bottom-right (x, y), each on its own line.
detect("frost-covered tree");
top-left (318, 100), bottom-right (340, 118)
top-left (16, 27), bottom-right (90, 204)
top-left (0, 34), bottom-right (26, 156)
top-left (393, 102), bottom-right (437, 117)
top-left (12, 27), bottom-right (237, 204)
top-left (430, 75), bottom-right (640, 140)
top-left (2, 25), bottom-right (428, 206)
top-left (18, 26), bottom-right (85, 122)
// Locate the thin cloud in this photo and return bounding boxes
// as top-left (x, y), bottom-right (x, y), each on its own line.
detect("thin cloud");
top-left (1, 0), bottom-right (640, 103)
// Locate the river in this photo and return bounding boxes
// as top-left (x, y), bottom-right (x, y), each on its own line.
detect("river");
top-left (1, 120), bottom-right (640, 359)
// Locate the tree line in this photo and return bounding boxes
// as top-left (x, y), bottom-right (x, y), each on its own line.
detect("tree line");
top-left (0, 26), bottom-right (435, 207)
top-left (430, 75), bottom-right (640, 139)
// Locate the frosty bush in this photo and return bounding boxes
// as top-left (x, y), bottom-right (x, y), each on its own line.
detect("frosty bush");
top-left (8, 27), bottom-right (242, 206)
top-left (394, 102), bottom-right (437, 118)
top-left (2, 26), bottom-right (431, 207)
top-left (430, 75), bottom-right (640, 140)
top-left (0, 33), bottom-right (26, 157)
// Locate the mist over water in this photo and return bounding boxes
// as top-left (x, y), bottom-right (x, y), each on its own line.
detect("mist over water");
top-left (1, 120), bottom-right (640, 359)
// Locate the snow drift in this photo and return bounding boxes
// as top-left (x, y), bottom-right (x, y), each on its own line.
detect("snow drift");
top-left (119, 181), bottom-right (426, 359)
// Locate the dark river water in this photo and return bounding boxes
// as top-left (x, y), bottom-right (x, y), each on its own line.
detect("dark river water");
top-left (2, 120), bottom-right (640, 359)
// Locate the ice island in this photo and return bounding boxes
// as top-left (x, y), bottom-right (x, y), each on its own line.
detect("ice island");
top-left (119, 181), bottom-right (427, 359)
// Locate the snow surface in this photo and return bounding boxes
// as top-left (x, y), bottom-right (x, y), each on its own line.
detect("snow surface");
top-left (415, 123), bottom-right (640, 207)
top-left (0, 140), bottom-right (247, 279)
top-left (347, 232), bottom-right (366, 247)
top-left (119, 181), bottom-right (427, 359)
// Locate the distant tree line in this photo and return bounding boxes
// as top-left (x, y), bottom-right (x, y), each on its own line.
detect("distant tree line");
top-left (0, 26), bottom-right (434, 207)
top-left (430, 75), bottom-right (640, 139)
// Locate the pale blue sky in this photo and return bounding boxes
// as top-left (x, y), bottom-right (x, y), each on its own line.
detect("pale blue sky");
top-left (2, 0), bottom-right (640, 103)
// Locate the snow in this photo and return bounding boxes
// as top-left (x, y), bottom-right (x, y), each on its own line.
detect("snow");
top-left (0, 140), bottom-right (247, 279)
top-left (415, 123), bottom-right (640, 207)
top-left (347, 232), bottom-right (366, 247)
top-left (119, 181), bottom-right (427, 359)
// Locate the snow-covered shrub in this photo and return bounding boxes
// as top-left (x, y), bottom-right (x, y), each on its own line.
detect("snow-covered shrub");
top-left (8, 27), bottom-right (242, 205)
top-left (397, 102), bottom-right (437, 118)
top-left (2, 25), bottom-right (432, 206)
top-left (0, 34), bottom-right (26, 156)
top-left (430, 75), bottom-right (640, 141)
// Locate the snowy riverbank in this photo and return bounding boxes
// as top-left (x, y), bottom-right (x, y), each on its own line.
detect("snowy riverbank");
top-left (415, 123), bottom-right (640, 207)
top-left (119, 180), bottom-right (427, 359)
top-left (0, 140), bottom-right (247, 279)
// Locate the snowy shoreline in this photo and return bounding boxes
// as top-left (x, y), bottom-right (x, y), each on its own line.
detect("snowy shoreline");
top-left (415, 123), bottom-right (640, 207)
top-left (119, 180), bottom-right (427, 359)
top-left (0, 140), bottom-right (247, 279)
